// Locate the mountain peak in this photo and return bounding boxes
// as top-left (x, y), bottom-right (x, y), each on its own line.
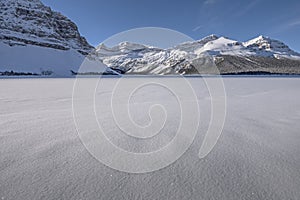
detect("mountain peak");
top-left (2, 0), bottom-right (43, 5)
top-left (243, 35), bottom-right (299, 57)
top-left (109, 41), bottom-right (148, 52)
top-left (198, 34), bottom-right (219, 43)
top-left (0, 0), bottom-right (93, 54)
top-left (257, 35), bottom-right (269, 40)
top-left (205, 34), bottom-right (219, 39)
top-left (118, 41), bottom-right (146, 48)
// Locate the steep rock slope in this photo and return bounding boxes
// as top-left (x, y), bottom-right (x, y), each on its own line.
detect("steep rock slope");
top-left (0, 0), bottom-right (110, 76)
top-left (0, 0), bottom-right (92, 54)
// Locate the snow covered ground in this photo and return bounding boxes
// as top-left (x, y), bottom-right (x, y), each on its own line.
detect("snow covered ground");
top-left (0, 42), bottom-right (110, 77)
top-left (0, 77), bottom-right (300, 199)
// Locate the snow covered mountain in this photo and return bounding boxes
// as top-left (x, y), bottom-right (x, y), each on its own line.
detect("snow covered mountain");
top-left (0, 0), bottom-right (110, 76)
top-left (243, 35), bottom-right (299, 57)
top-left (97, 35), bottom-right (300, 75)
top-left (0, 0), bottom-right (92, 54)
top-left (1, 0), bottom-right (299, 76)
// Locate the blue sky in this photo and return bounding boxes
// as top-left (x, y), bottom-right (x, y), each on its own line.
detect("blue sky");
top-left (41, 0), bottom-right (300, 51)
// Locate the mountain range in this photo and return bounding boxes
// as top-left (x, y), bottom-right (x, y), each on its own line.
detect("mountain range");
top-left (97, 35), bottom-right (300, 75)
top-left (1, 0), bottom-right (300, 76)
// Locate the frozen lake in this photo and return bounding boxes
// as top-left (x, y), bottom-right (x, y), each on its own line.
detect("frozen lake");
top-left (0, 77), bottom-right (300, 199)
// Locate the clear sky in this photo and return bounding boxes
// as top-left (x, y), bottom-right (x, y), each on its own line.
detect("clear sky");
top-left (41, 0), bottom-right (300, 51)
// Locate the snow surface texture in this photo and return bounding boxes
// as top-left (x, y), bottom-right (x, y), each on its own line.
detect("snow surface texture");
top-left (0, 41), bottom-right (84, 76)
top-left (0, 41), bottom-right (109, 77)
top-left (1, 78), bottom-right (300, 199)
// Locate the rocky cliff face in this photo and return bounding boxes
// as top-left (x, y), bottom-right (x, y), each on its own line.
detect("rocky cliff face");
top-left (0, 0), bottom-right (93, 55)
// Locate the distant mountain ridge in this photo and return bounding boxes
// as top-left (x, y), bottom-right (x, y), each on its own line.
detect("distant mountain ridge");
top-left (97, 35), bottom-right (300, 75)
